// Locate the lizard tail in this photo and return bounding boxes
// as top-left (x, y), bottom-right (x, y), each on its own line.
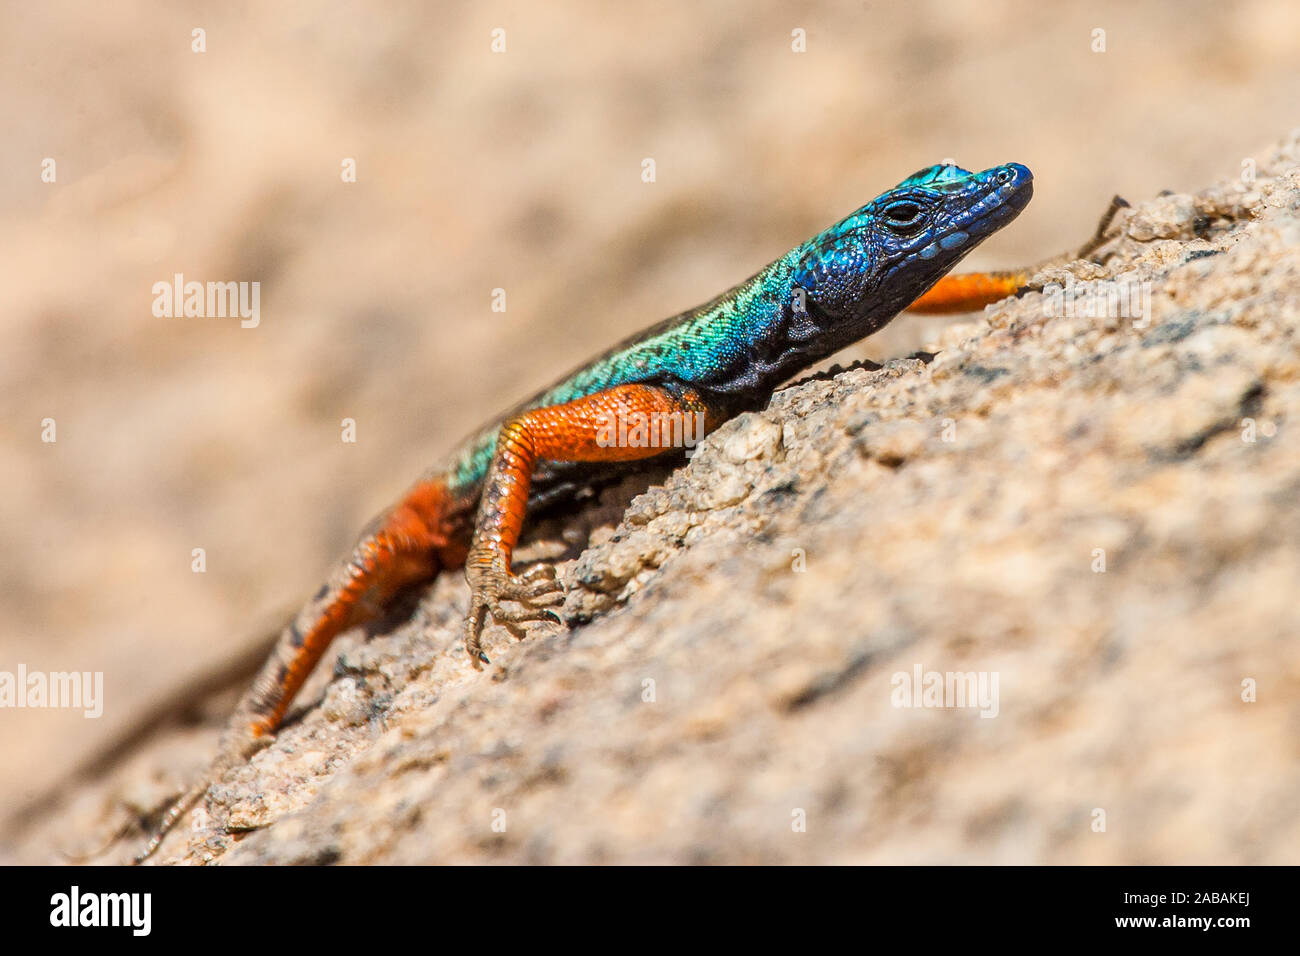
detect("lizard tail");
top-left (131, 782), bottom-right (208, 864)
top-left (130, 477), bottom-right (470, 864)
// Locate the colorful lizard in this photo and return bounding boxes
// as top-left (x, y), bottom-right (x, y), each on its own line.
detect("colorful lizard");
top-left (133, 161), bottom-right (1042, 862)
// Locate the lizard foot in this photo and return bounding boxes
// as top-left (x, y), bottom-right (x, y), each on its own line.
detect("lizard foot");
top-left (464, 563), bottom-right (565, 668)
top-left (1077, 194), bottom-right (1130, 261)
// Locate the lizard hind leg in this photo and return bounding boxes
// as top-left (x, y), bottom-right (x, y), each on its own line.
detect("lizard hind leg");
top-left (234, 478), bottom-right (463, 741)
top-left (131, 477), bottom-right (465, 864)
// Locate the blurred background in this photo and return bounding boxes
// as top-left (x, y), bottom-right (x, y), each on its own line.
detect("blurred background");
top-left (3, 0), bottom-right (1300, 837)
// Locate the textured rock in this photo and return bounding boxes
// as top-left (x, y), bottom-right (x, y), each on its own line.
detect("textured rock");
top-left (25, 133), bottom-right (1300, 865)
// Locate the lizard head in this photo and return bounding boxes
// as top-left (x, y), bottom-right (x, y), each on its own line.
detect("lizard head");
top-left (792, 162), bottom-right (1033, 338)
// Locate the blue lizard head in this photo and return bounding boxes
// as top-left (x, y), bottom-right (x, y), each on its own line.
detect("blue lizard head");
top-left (792, 162), bottom-right (1032, 342)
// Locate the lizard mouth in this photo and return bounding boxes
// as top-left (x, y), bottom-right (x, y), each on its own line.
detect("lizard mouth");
top-left (969, 163), bottom-right (1034, 230)
top-left (960, 164), bottom-right (1033, 235)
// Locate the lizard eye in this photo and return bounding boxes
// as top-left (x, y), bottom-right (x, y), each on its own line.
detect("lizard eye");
top-left (883, 201), bottom-right (924, 229)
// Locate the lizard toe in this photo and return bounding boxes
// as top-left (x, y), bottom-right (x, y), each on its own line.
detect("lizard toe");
top-left (519, 563), bottom-right (558, 584)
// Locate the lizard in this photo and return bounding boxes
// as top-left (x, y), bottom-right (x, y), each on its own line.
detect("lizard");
top-left (130, 161), bottom-right (1042, 862)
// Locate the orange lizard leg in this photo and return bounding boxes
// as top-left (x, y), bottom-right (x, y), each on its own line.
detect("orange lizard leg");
top-left (907, 195), bottom-right (1129, 314)
top-left (906, 270), bottom-right (1031, 314)
top-left (236, 478), bottom-right (468, 742)
top-left (132, 478), bottom-right (470, 864)
top-left (464, 383), bottom-right (711, 666)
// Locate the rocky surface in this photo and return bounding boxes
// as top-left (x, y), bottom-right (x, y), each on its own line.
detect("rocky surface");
top-left (29, 132), bottom-right (1300, 865)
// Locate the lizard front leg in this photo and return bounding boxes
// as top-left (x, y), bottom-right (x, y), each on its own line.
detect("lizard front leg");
top-left (905, 268), bottom-right (1034, 314)
top-left (464, 383), bottom-right (712, 666)
top-left (906, 194), bottom-right (1129, 314)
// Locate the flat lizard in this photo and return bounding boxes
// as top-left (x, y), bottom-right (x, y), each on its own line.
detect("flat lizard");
top-left (132, 161), bottom-right (1044, 862)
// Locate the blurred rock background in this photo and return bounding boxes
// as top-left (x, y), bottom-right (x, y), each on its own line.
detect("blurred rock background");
top-left (2, 0), bottom-right (1299, 856)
